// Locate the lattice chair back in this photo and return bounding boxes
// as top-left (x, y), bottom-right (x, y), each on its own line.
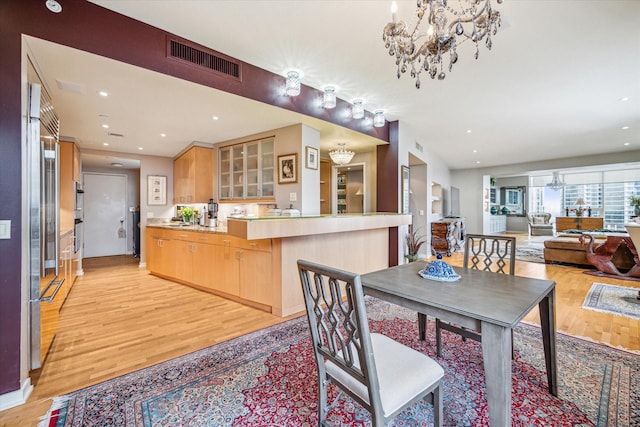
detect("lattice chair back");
top-left (297, 259), bottom-right (383, 419)
top-left (463, 234), bottom-right (517, 275)
top-left (297, 259), bottom-right (444, 426)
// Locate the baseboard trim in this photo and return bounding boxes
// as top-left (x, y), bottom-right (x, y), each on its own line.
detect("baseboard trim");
top-left (138, 261), bottom-right (147, 268)
top-left (0, 377), bottom-right (33, 411)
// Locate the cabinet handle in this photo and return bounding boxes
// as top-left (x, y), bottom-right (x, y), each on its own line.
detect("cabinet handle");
top-left (223, 239), bottom-right (231, 244)
top-left (249, 242), bottom-right (257, 247)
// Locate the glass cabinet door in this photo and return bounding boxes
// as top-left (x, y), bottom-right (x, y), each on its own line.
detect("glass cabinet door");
top-left (219, 147), bottom-right (231, 199)
top-left (232, 145), bottom-right (244, 199)
top-left (260, 139), bottom-right (274, 198)
top-left (245, 142), bottom-right (259, 198)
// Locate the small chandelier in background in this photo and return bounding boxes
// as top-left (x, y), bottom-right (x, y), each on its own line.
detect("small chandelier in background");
top-left (329, 143), bottom-right (355, 165)
top-left (352, 99), bottom-right (365, 119)
top-left (373, 110), bottom-right (385, 127)
top-left (323, 86), bottom-right (336, 109)
top-left (383, 0), bottom-right (502, 88)
top-left (285, 70), bottom-right (302, 96)
top-left (546, 172), bottom-right (564, 190)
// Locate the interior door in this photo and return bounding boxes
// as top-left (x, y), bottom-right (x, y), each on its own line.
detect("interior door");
top-left (83, 173), bottom-right (127, 258)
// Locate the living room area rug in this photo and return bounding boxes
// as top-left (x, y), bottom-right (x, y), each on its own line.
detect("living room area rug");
top-left (583, 282), bottom-right (640, 320)
top-left (39, 298), bottom-right (639, 426)
top-left (515, 244), bottom-right (545, 264)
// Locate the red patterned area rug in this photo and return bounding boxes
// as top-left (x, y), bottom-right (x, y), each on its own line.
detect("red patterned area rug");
top-left (40, 299), bottom-right (639, 427)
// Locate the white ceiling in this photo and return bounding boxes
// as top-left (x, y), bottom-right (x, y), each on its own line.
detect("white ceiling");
top-left (28, 1), bottom-right (640, 171)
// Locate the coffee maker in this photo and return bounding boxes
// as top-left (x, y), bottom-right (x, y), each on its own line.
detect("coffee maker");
top-left (207, 198), bottom-right (218, 227)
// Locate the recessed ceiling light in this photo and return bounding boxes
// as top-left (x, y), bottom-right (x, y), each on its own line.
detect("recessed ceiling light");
top-left (466, 129), bottom-right (472, 134)
top-left (476, 161), bottom-right (481, 164)
top-left (160, 133), bottom-right (166, 137)
top-left (45, 0), bottom-right (62, 13)
top-left (622, 126), bottom-right (630, 130)
top-left (619, 97), bottom-right (629, 102)
top-left (138, 147), bottom-right (143, 151)
top-left (103, 142), bottom-right (109, 146)
top-left (212, 116), bottom-right (219, 121)
top-left (624, 142), bottom-right (631, 146)
top-left (473, 149), bottom-right (477, 153)
top-left (98, 91), bottom-right (109, 97)
top-left (102, 124), bottom-right (109, 129)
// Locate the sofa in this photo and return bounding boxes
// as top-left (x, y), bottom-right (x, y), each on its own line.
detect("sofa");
top-left (543, 233), bottom-right (635, 270)
top-left (528, 213), bottom-right (553, 236)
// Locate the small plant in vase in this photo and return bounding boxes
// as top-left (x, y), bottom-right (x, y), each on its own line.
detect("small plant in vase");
top-left (181, 207), bottom-right (194, 224)
top-left (405, 225), bottom-right (426, 262)
top-left (629, 195), bottom-right (640, 217)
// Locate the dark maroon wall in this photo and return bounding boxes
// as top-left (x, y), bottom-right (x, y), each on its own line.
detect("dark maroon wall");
top-left (0, 1), bottom-right (25, 395)
top-left (0, 0), bottom-right (394, 395)
top-left (377, 121), bottom-right (400, 266)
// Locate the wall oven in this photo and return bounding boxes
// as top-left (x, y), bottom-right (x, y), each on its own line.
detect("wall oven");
top-left (75, 181), bottom-right (84, 219)
top-left (74, 218), bottom-right (83, 253)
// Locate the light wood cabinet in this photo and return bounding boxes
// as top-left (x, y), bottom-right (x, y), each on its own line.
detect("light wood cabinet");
top-left (145, 227), bottom-right (273, 310)
top-left (556, 216), bottom-right (603, 233)
top-left (146, 229), bottom-right (176, 278)
top-left (219, 138), bottom-right (274, 200)
top-left (59, 141), bottom-right (80, 232)
top-left (174, 146), bottom-right (213, 204)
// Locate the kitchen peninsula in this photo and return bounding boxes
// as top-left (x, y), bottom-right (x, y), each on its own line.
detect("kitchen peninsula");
top-left (146, 213), bottom-right (411, 316)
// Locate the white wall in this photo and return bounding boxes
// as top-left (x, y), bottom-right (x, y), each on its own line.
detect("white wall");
top-left (397, 121), bottom-right (452, 260)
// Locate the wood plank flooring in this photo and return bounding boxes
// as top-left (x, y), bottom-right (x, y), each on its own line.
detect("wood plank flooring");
top-left (1, 239), bottom-right (639, 426)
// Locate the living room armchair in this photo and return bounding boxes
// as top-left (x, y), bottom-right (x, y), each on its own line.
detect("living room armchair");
top-left (528, 213), bottom-right (553, 236)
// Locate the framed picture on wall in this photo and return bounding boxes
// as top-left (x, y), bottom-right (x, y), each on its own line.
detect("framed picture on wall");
top-left (278, 153), bottom-right (298, 184)
top-left (147, 175), bottom-right (167, 205)
top-left (305, 146), bottom-right (318, 170)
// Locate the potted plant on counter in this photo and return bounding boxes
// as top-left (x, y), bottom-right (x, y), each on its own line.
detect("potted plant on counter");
top-left (181, 206), bottom-right (194, 224)
top-left (405, 225), bottom-right (426, 262)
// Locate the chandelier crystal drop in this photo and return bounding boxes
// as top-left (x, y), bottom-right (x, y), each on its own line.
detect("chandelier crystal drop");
top-left (383, 0), bottom-right (502, 88)
top-left (329, 143), bottom-right (355, 165)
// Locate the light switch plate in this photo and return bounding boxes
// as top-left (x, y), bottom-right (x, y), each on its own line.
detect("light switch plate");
top-left (0, 220), bottom-right (10, 239)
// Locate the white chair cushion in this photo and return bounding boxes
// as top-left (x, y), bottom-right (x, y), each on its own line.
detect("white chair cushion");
top-left (325, 333), bottom-right (444, 417)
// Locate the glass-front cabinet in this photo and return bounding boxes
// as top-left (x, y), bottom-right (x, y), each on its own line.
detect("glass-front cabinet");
top-left (219, 138), bottom-right (274, 200)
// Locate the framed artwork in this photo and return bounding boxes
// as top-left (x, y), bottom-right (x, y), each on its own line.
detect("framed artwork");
top-left (305, 146), bottom-right (318, 170)
top-left (401, 165), bottom-right (410, 214)
top-left (147, 175), bottom-right (167, 205)
top-left (278, 153), bottom-right (298, 184)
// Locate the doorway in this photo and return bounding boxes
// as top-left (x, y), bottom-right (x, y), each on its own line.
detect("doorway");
top-left (83, 173), bottom-right (128, 258)
top-left (332, 163), bottom-right (365, 214)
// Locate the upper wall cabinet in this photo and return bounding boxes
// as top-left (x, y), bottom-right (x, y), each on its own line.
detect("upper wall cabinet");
top-left (219, 138), bottom-right (274, 200)
top-left (174, 146), bottom-right (213, 204)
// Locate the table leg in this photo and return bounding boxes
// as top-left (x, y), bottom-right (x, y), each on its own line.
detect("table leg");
top-left (538, 289), bottom-right (558, 396)
top-left (418, 312), bottom-right (427, 341)
top-left (481, 322), bottom-right (512, 427)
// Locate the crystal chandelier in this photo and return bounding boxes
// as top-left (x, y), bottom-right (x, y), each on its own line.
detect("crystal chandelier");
top-left (382, 0), bottom-right (502, 88)
top-left (546, 172), bottom-right (564, 190)
top-left (329, 143), bottom-right (355, 165)
top-left (285, 70), bottom-right (301, 96)
top-left (323, 86), bottom-right (336, 109)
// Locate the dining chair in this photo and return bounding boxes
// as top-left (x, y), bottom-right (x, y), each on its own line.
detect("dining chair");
top-left (298, 259), bottom-right (444, 427)
top-left (432, 234), bottom-right (516, 357)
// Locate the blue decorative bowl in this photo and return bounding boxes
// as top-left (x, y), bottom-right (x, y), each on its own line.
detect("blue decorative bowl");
top-left (418, 254), bottom-right (461, 282)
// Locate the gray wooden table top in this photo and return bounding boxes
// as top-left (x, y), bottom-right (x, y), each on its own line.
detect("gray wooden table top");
top-left (360, 262), bottom-right (555, 328)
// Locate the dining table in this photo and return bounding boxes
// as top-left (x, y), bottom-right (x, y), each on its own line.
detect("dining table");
top-left (360, 261), bottom-right (558, 427)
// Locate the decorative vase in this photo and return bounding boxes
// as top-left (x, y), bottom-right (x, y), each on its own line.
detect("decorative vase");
top-left (501, 207), bottom-right (509, 215)
top-left (490, 206), bottom-right (498, 215)
top-left (183, 213), bottom-right (192, 224)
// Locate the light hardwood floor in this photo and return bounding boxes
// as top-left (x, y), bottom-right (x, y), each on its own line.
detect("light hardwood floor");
top-left (1, 239), bottom-right (639, 426)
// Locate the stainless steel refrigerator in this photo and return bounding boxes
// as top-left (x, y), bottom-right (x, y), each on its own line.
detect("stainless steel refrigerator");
top-left (28, 82), bottom-right (64, 370)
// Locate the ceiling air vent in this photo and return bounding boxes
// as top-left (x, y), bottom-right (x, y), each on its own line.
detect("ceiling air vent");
top-left (167, 37), bottom-right (241, 81)
top-left (108, 132), bottom-right (124, 138)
